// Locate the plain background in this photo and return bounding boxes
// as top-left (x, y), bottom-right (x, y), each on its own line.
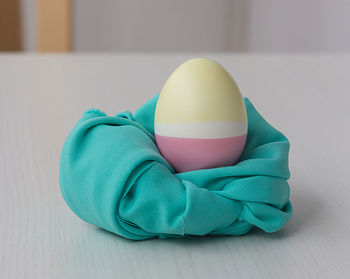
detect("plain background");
top-left (21, 0), bottom-right (350, 52)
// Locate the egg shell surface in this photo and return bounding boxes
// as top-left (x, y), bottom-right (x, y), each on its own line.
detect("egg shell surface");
top-left (155, 58), bottom-right (247, 172)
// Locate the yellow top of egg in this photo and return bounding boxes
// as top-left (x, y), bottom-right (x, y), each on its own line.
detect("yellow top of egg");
top-left (155, 58), bottom-right (247, 124)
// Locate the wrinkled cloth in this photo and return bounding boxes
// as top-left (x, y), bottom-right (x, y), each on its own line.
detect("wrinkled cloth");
top-left (59, 95), bottom-right (292, 240)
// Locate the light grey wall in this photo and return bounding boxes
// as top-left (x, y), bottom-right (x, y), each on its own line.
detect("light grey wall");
top-left (73, 0), bottom-right (248, 51)
top-left (246, 0), bottom-right (350, 52)
top-left (21, 0), bottom-right (350, 52)
top-left (21, 0), bottom-right (36, 51)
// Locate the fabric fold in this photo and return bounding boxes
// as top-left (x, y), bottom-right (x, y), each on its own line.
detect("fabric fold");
top-left (59, 95), bottom-right (293, 240)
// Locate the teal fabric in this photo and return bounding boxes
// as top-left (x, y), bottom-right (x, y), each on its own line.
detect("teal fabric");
top-left (59, 95), bottom-right (292, 240)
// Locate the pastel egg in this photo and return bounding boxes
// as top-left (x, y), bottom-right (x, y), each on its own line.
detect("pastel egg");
top-left (154, 58), bottom-right (247, 172)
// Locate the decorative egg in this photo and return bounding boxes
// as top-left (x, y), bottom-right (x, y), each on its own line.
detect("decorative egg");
top-left (154, 58), bottom-right (247, 172)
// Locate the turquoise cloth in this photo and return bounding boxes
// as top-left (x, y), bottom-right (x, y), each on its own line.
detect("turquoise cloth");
top-left (59, 95), bottom-right (292, 240)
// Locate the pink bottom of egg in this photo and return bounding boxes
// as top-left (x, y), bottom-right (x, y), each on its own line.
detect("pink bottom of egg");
top-left (155, 134), bottom-right (247, 172)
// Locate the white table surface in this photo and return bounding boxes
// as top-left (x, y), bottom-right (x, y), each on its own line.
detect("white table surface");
top-left (1, 54), bottom-right (350, 279)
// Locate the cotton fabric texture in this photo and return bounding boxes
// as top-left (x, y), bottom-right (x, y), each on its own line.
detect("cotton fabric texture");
top-left (59, 95), bottom-right (292, 240)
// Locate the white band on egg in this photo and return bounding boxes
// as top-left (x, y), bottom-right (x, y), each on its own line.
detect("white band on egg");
top-left (155, 121), bottom-right (247, 139)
